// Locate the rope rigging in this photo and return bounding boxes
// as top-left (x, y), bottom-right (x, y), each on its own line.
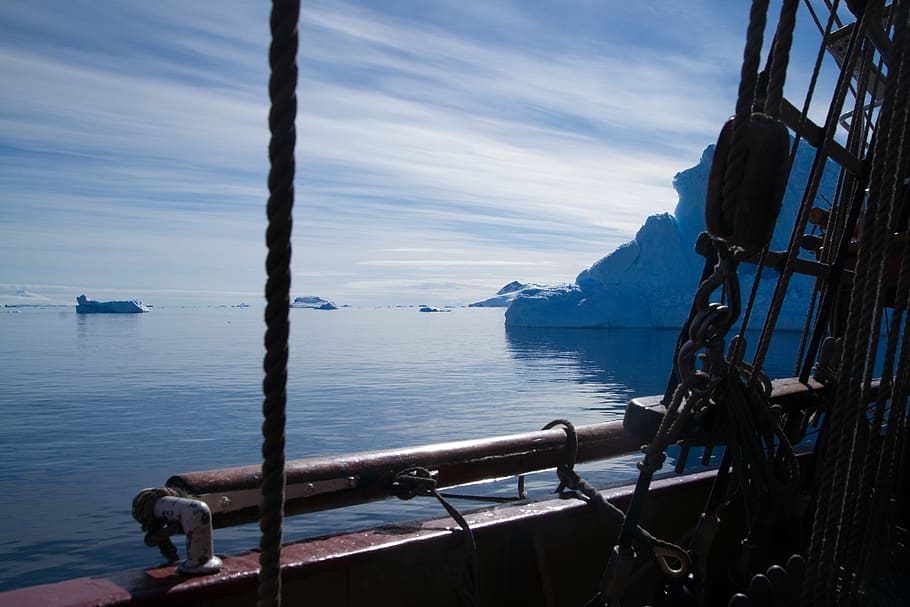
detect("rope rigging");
top-left (603, 0), bottom-right (810, 603)
top-left (804, 2), bottom-right (910, 603)
top-left (248, 1), bottom-right (909, 605)
top-left (259, 1), bottom-right (299, 606)
top-left (251, 2), bottom-right (908, 605)
top-left (111, 2), bottom-right (910, 606)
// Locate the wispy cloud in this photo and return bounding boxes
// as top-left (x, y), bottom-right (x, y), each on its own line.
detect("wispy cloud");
top-left (1, 1), bottom-right (772, 305)
top-left (359, 260), bottom-right (549, 268)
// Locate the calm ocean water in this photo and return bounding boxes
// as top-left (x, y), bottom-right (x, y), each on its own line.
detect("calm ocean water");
top-left (0, 305), bottom-right (808, 591)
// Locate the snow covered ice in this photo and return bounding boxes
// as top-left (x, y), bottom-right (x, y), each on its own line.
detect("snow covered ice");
top-left (469, 281), bottom-right (548, 308)
top-left (504, 143), bottom-right (838, 330)
top-left (290, 296), bottom-right (337, 310)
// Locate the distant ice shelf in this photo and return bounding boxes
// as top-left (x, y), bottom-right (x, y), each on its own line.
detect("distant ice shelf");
top-left (75, 294), bottom-right (149, 314)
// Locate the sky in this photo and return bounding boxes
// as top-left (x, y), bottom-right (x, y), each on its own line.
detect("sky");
top-left (0, 1), bottom-right (845, 307)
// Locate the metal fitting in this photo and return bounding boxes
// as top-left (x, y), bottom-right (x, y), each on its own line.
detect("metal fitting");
top-left (153, 495), bottom-right (223, 575)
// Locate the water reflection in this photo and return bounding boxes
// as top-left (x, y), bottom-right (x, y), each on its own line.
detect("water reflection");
top-left (75, 311), bottom-right (144, 345)
top-left (505, 326), bottom-right (679, 405)
top-left (505, 326), bottom-right (809, 405)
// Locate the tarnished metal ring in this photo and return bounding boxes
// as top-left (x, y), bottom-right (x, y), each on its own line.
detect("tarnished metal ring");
top-left (693, 269), bottom-right (726, 311)
top-left (676, 340), bottom-right (702, 383)
top-left (690, 303), bottom-right (730, 344)
top-left (690, 307), bottom-right (718, 343)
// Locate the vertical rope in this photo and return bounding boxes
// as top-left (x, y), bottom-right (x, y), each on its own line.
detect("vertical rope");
top-left (259, 1), bottom-right (299, 606)
top-left (845, 5), bottom-right (910, 601)
top-left (721, 0), bottom-right (770, 231)
top-left (750, 0), bottom-right (851, 381)
top-left (733, 249), bottom-right (767, 354)
top-left (796, 35), bottom-right (873, 382)
top-left (799, 5), bottom-right (872, 601)
top-left (765, 0), bottom-right (799, 119)
top-left (804, 5), bottom-right (906, 603)
top-left (829, 23), bottom-right (903, 596)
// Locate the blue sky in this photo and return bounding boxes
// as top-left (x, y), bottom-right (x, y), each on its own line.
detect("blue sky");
top-left (0, 1), bottom-right (842, 306)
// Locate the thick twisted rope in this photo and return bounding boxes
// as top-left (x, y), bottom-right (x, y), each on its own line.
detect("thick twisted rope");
top-left (765, 0), bottom-right (799, 119)
top-left (259, 1), bottom-right (299, 606)
top-left (721, 0), bottom-right (770, 232)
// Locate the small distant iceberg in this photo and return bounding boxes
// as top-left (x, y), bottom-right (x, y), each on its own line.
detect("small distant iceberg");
top-left (75, 294), bottom-right (149, 314)
top-left (470, 281), bottom-right (549, 308)
top-left (419, 306), bottom-right (451, 313)
top-left (290, 296), bottom-right (337, 310)
top-left (1, 288), bottom-right (65, 308)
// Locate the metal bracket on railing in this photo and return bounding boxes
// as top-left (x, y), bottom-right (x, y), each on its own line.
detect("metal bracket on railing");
top-left (133, 488), bottom-right (222, 575)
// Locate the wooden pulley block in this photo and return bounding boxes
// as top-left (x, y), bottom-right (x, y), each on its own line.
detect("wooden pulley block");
top-left (705, 113), bottom-right (791, 256)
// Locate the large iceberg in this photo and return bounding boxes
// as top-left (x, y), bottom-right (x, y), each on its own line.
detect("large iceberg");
top-left (75, 294), bottom-right (149, 314)
top-left (505, 143), bottom-right (837, 330)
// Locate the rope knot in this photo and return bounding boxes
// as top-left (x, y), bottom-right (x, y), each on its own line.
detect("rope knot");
top-left (555, 466), bottom-right (583, 494)
top-left (638, 452), bottom-right (667, 475)
top-left (132, 487), bottom-right (183, 563)
top-left (390, 466), bottom-right (479, 605)
top-left (132, 487), bottom-right (182, 530)
top-left (391, 467), bottom-right (437, 500)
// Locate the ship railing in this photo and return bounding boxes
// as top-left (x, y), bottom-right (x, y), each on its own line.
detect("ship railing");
top-left (132, 376), bottom-right (830, 572)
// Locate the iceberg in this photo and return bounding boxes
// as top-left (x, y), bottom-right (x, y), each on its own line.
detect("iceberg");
top-left (0, 288), bottom-right (66, 307)
top-left (469, 281), bottom-right (549, 307)
top-left (419, 306), bottom-right (451, 313)
top-left (290, 296), bottom-right (337, 310)
top-left (75, 294), bottom-right (149, 314)
top-left (505, 143), bottom-right (837, 330)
